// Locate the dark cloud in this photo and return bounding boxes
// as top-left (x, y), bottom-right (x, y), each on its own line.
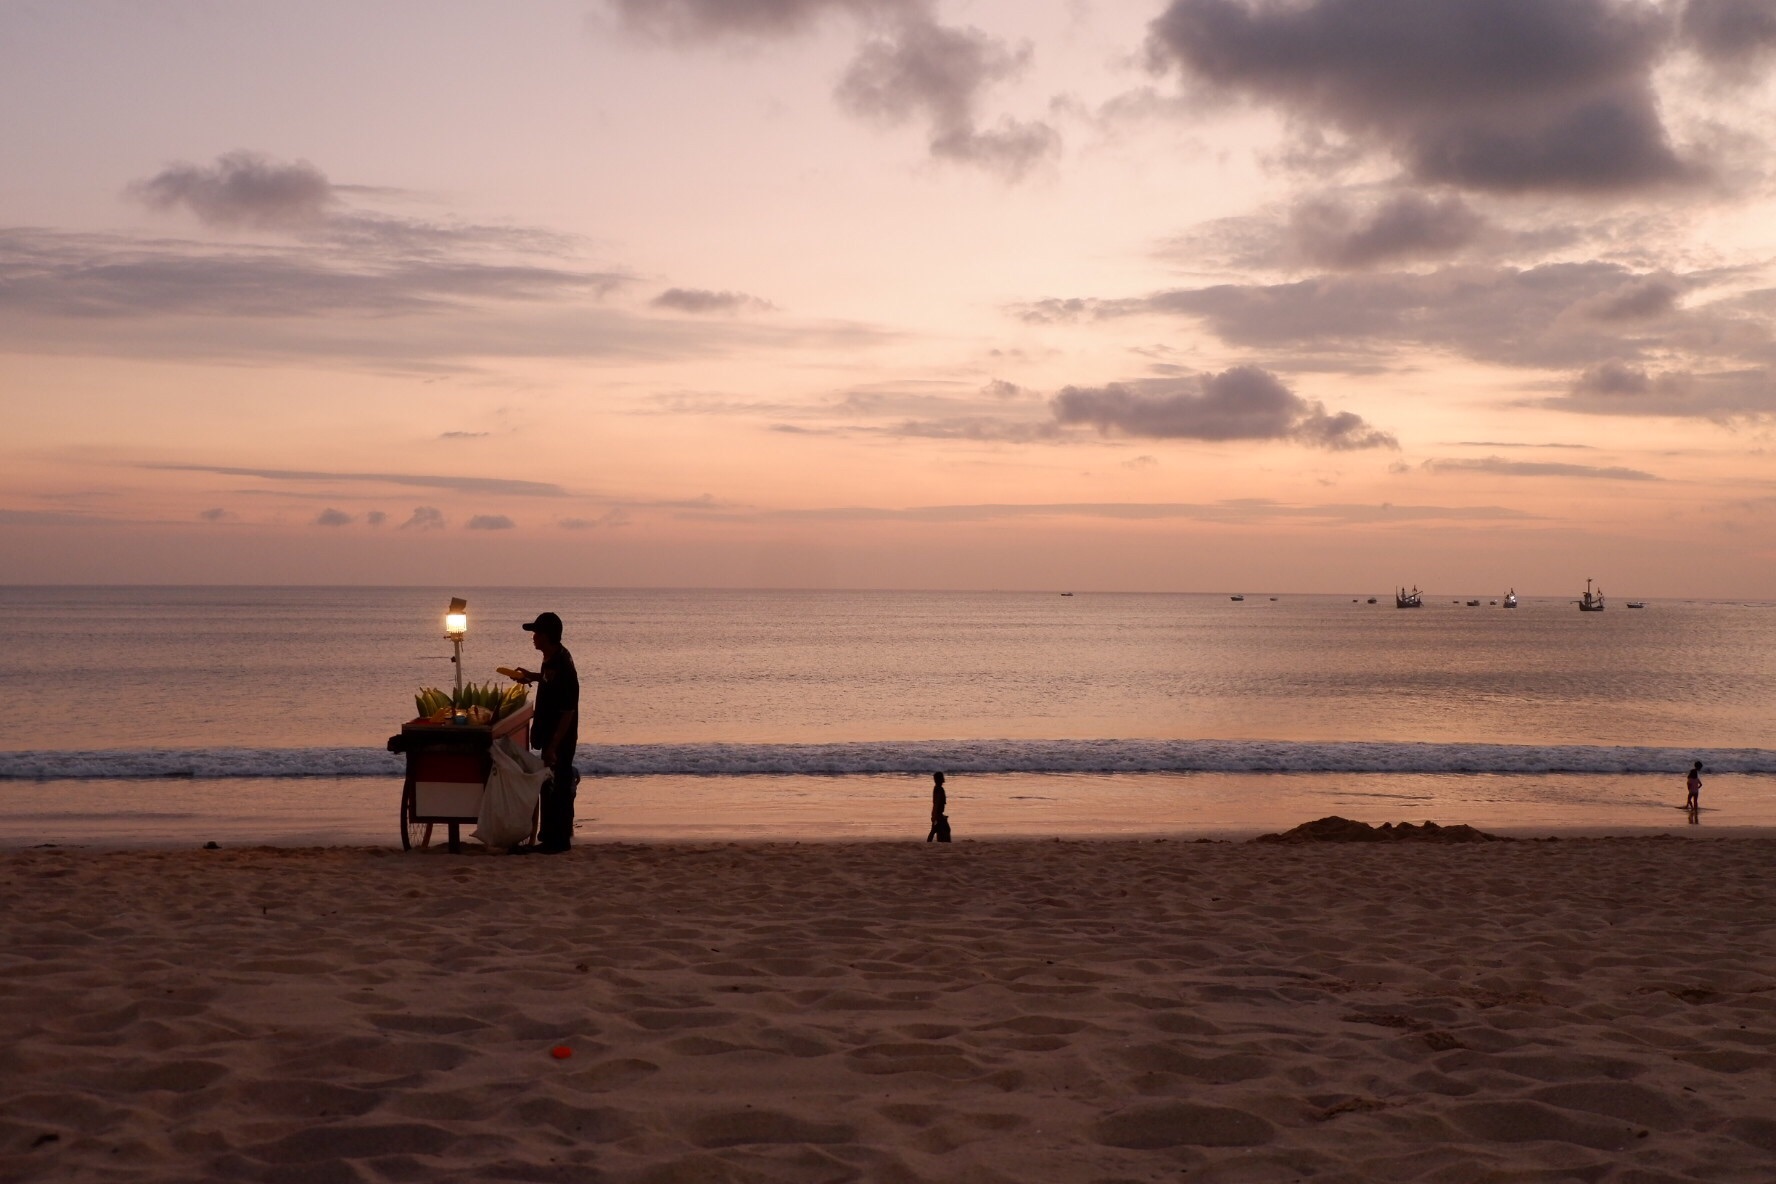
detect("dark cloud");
top-left (128, 153), bottom-right (585, 259)
top-left (365, 510), bottom-right (388, 526)
top-left (609, 1), bottom-right (1056, 179)
top-left (0, 229), bottom-right (625, 320)
top-left (1546, 362), bottom-right (1776, 419)
top-left (466, 514), bottom-right (516, 530)
top-left (1146, 0), bottom-right (1693, 193)
top-left (1051, 366), bottom-right (1396, 450)
top-left (1287, 191), bottom-right (1486, 269)
top-left (836, 19), bottom-right (1057, 179)
top-left (984, 378), bottom-right (1025, 398)
top-left (313, 508), bottom-right (354, 526)
top-left (1575, 275), bottom-right (1682, 321)
top-left (401, 507), bottom-right (446, 531)
top-left (652, 288), bottom-right (774, 314)
top-left (142, 463), bottom-right (566, 497)
top-left (197, 507), bottom-right (234, 522)
top-left (1682, 0), bottom-right (1776, 69)
top-left (129, 151), bottom-right (335, 229)
top-left (1419, 456), bottom-right (1658, 481)
top-left (1017, 262), bottom-right (1731, 373)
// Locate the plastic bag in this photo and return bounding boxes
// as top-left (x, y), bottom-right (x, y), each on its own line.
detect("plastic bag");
top-left (473, 737), bottom-right (550, 848)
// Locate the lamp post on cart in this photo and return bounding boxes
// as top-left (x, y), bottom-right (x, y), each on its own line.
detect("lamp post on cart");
top-left (387, 596), bottom-right (533, 852)
top-left (445, 597), bottom-right (468, 719)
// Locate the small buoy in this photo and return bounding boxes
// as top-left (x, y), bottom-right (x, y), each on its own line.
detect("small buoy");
top-left (550, 1046), bottom-right (572, 1060)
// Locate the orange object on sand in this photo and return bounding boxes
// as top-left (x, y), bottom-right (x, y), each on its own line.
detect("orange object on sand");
top-left (550, 1045), bottom-right (572, 1059)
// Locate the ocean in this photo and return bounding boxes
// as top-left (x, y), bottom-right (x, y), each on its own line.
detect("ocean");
top-left (4, 586), bottom-right (1773, 845)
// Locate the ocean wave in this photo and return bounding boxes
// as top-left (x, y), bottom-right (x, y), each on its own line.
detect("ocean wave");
top-left (2, 740), bottom-right (1772, 781)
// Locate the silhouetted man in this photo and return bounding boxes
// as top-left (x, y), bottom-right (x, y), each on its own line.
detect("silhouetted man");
top-left (513, 612), bottom-right (579, 853)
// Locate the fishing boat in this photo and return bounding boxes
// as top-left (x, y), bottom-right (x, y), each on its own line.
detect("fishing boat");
top-left (1466, 600), bottom-right (1480, 606)
top-left (1503, 589), bottom-right (1518, 608)
top-left (1366, 597), bottom-right (1377, 604)
top-left (1395, 586), bottom-right (1423, 608)
top-left (1626, 601), bottom-right (1646, 609)
top-left (1230, 594), bottom-right (1244, 601)
top-left (1577, 578), bottom-right (1605, 612)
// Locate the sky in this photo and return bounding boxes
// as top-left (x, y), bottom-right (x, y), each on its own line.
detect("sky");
top-left (3, 0), bottom-right (1775, 595)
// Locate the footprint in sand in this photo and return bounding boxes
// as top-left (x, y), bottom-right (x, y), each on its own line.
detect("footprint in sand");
top-left (237, 1079), bottom-right (385, 1120)
top-left (1093, 1101), bottom-right (1274, 1149)
top-left (686, 1109), bottom-right (855, 1148)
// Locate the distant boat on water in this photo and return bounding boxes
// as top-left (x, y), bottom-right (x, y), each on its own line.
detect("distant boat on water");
top-left (1367, 597), bottom-right (1377, 604)
top-left (1060, 592), bottom-right (1073, 596)
top-left (1466, 600), bottom-right (1480, 606)
top-left (1503, 589), bottom-right (1518, 608)
top-left (1396, 586), bottom-right (1423, 608)
top-left (1627, 601), bottom-right (1647, 609)
top-left (1230, 594), bottom-right (1244, 601)
top-left (1577, 578), bottom-right (1605, 612)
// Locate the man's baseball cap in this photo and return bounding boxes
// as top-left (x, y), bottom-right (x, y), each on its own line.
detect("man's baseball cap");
top-left (521, 611), bottom-right (563, 637)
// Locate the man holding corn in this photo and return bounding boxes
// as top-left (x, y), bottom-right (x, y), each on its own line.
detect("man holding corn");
top-left (512, 611), bottom-right (580, 854)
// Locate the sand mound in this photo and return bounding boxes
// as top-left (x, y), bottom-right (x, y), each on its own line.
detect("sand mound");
top-left (1254, 814), bottom-right (1508, 843)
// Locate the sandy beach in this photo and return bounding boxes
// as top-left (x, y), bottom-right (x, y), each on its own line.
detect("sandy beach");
top-left (5, 834), bottom-right (1775, 1183)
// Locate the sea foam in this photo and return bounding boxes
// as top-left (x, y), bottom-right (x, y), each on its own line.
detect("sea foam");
top-left (2, 739), bottom-right (1771, 781)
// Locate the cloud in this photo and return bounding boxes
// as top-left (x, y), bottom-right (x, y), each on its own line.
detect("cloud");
top-left (1544, 361), bottom-right (1776, 419)
top-left (365, 510), bottom-right (388, 526)
top-left (1145, 0), bottom-right (1694, 194)
top-left (127, 152), bottom-right (588, 260)
top-left (313, 508), bottom-right (354, 526)
top-left (129, 151), bottom-right (335, 229)
top-left (560, 508), bottom-right (633, 529)
top-left (401, 506), bottom-right (446, 530)
top-left (0, 228), bottom-right (626, 321)
top-left (1286, 191), bottom-right (1487, 270)
top-left (439, 431), bottom-right (491, 440)
top-left (0, 227), bottom-right (884, 373)
top-left (1016, 261), bottom-right (1744, 375)
top-left (1419, 456), bottom-right (1658, 481)
top-left (142, 463), bottom-right (565, 497)
top-left (651, 288), bottom-right (774, 314)
top-left (1051, 366), bottom-right (1397, 450)
top-left (1682, 0), bottom-right (1776, 71)
top-left (609, 1), bottom-right (1057, 179)
top-left (836, 18), bottom-right (1057, 179)
top-left (709, 499), bottom-right (1533, 524)
top-left (197, 507), bottom-right (235, 522)
top-left (466, 514), bottom-right (516, 530)
top-left (606, 0), bottom-right (917, 41)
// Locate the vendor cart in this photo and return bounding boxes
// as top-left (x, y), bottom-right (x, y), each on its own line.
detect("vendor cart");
top-left (387, 706), bottom-right (533, 852)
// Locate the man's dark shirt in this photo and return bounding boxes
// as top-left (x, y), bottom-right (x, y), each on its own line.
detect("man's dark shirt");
top-left (531, 645), bottom-right (580, 760)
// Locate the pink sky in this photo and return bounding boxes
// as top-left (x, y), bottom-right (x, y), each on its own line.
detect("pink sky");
top-left (3, 0), bottom-right (1774, 595)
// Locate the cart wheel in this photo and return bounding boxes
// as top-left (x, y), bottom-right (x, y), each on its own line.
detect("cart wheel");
top-left (400, 793), bottom-right (434, 851)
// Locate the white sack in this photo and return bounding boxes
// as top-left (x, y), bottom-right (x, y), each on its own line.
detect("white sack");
top-left (473, 737), bottom-right (550, 848)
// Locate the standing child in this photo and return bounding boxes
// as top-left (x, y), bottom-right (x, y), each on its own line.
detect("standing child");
top-left (1685, 760), bottom-right (1703, 813)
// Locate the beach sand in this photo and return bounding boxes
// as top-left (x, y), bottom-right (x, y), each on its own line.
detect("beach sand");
top-left (4, 835), bottom-right (1775, 1182)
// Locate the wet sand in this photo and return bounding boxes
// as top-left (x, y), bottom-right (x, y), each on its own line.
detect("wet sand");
top-left (4, 835), bottom-right (1776, 1182)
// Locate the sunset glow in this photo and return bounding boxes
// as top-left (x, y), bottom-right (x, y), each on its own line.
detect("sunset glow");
top-left (4, 0), bottom-right (1774, 595)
